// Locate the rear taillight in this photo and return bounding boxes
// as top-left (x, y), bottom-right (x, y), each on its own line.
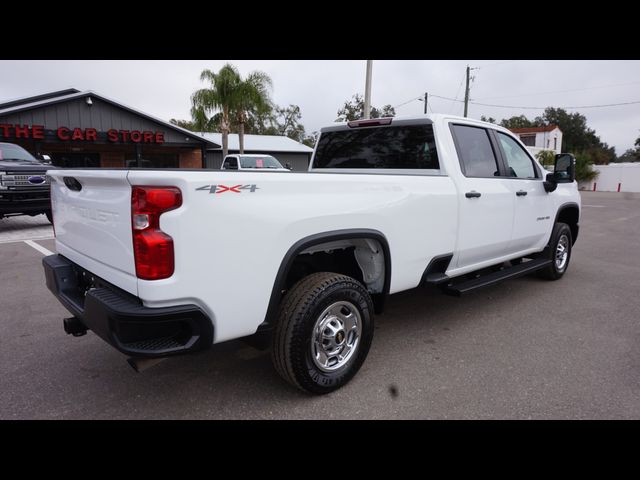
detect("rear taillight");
top-left (131, 186), bottom-right (182, 280)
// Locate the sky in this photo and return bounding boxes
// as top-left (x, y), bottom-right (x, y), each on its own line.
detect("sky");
top-left (1, 60), bottom-right (639, 154)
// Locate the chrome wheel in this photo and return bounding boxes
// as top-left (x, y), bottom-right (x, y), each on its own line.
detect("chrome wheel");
top-left (555, 234), bottom-right (569, 271)
top-left (311, 301), bottom-right (362, 372)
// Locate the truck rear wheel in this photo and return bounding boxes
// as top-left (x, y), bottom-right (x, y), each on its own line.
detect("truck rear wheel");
top-left (271, 272), bottom-right (374, 394)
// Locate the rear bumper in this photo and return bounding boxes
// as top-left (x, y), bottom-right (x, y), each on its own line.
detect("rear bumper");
top-left (43, 254), bottom-right (213, 358)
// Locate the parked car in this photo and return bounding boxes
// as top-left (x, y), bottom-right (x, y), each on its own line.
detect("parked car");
top-left (42, 114), bottom-right (580, 394)
top-left (221, 154), bottom-right (290, 171)
top-left (0, 142), bottom-right (54, 223)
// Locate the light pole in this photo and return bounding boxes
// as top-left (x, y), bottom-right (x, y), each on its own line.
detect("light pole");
top-left (363, 60), bottom-right (373, 119)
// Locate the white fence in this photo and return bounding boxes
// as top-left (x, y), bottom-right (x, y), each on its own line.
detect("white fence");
top-left (578, 163), bottom-right (640, 192)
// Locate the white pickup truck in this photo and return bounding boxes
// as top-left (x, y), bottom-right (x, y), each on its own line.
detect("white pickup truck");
top-left (42, 114), bottom-right (580, 394)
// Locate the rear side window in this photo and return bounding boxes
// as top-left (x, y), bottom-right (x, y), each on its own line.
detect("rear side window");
top-left (313, 124), bottom-right (439, 170)
top-left (451, 125), bottom-right (500, 178)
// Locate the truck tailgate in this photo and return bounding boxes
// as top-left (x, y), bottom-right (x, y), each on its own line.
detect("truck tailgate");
top-left (48, 170), bottom-right (137, 295)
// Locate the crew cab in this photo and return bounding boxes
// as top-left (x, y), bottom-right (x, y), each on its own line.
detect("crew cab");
top-left (221, 153), bottom-right (290, 171)
top-left (42, 114), bottom-right (580, 394)
top-left (0, 142), bottom-right (53, 222)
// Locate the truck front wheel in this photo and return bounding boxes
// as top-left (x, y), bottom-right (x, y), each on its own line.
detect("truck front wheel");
top-left (271, 272), bottom-right (374, 394)
top-left (537, 222), bottom-right (573, 280)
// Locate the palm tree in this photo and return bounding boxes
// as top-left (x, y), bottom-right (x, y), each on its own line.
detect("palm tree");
top-left (191, 64), bottom-right (272, 158)
top-left (234, 71), bottom-right (272, 153)
top-left (191, 64), bottom-right (239, 158)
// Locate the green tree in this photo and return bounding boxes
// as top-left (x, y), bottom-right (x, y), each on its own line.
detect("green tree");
top-left (337, 94), bottom-right (396, 121)
top-left (534, 107), bottom-right (616, 164)
top-left (499, 115), bottom-right (540, 129)
top-left (574, 150), bottom-right (600, 183)
top-left (169, 118), bottom-right (196, 131)
top-left (234, 70), bottom-right (273, 153)
top-left (191, 63), bottom-right (273, 157)
top-left (535, 149), bottom-right (556, 167)
top-left (480, 115), bottom-right (496, 124)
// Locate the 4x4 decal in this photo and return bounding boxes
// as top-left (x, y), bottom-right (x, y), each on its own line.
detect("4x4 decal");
top-left (196, 184), bottom-right (259, 194)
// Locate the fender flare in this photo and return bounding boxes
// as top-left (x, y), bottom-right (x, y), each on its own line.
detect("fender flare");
top-left (552, 202), bottom-right (580, 245)
top-left (259, 229), bottom-right (391, 330)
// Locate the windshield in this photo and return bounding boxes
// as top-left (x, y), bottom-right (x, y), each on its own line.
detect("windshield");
top-left (239, 155), bottom-right (283, 169)
top-left (0, 144), bottom-right (39, 163)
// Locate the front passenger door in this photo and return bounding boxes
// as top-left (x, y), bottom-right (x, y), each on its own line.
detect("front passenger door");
top-left (495, 132), bottom-right (554, 253)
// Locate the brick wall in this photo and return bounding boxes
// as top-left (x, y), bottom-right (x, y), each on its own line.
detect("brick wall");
top-left (100, 152), bottom-right (125, 168)
top-left (179, 149), bottom-right (202, 169)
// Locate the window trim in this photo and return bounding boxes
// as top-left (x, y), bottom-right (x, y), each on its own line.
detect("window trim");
top-left (449, 123), bottom-right (503, 179)
top-left (493, 130), bottom-right (541, 180)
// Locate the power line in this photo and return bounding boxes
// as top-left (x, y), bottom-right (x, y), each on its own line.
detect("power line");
top-left (475, 80), bottom-right (640, 101)
top-left (449, 71), bottom-right (466, 114)
top-left (429, 94), bottom-right (640, 110)
top-left (392, 95), bottom-right (423, 109)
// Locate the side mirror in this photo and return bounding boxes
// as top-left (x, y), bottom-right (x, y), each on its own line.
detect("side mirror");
top-left (285, 163), bottom-right (292, 170)
top-left (554, 153), bottom-right (576, 183)
top-left (543, 172), bottom-right (558, 193)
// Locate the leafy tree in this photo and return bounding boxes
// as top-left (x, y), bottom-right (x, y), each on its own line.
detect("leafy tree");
top-left (535, 149), bottom-right (555, 167)
top-left (169, 118), bottom-right (196, 131)
top-left (191, 63), bottom-right (273, 157)
top-left (234, 70), bottom-right (273, 153)
top-left (303, 131), bottom-right (318, 148)
top-left (574, 150), bottom-right (600, 183)
top-left (499, 115), bottom-right (540, 129)
top-left (273, 105), bottom-right (306, 142)
top-left (615, 149), bottom-right (638, 162)
top-left (480, 115), bottom-right (496, 124)
top-left (337, 94), bottom-right (396, 121)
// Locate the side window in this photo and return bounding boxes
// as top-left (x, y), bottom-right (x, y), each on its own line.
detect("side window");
top-left (451, 125), bottom-right (500, 178)
top-left (222, 157), bottom-right (238, 169)
top-left (497, 133), bottom-right (537, 179)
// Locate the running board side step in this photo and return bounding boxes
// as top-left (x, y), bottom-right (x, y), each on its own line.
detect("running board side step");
top-left (443, 258), bottom-right (552, 296)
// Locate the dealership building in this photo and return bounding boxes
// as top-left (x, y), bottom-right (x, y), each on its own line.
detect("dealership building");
top-left (0, 88), bottom-right (314, 171)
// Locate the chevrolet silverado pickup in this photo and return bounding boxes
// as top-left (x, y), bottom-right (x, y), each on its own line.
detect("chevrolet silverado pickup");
top-left (42, 114), bottom-right (580, 394)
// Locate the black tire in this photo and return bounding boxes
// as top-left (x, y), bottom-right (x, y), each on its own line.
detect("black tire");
top-left (271, 272), bottom-right (374, 395)
top-left (537, 222), bottom-right (572, 280)
top-left (45, 211), bottom-right (53, 224)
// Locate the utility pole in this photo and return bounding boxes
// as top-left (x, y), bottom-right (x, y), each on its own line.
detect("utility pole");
top-left (363, 60), bottom-right (373, 119)
top-left (424, 92), bottom-right (428, 114)
top-left (463, 65), bottom-right (470, 117)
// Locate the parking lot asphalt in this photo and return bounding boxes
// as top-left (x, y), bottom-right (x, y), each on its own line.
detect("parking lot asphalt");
top-left (1, 192), bottom-right (639, 419)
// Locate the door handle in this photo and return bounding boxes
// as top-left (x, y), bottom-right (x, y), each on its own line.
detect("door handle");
top-left (465, 191), bottom-right (481, 198)
top-left (516, 190), bottom-right (528, 196)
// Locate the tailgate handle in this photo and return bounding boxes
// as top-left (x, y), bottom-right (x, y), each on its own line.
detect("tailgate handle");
top-left (63, 177), bottom-right (82, 191)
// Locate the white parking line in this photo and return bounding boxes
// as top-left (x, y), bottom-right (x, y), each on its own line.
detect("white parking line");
top-left (0, 235), bottom-right (54, 245)
top-left (23, 240), bottom-right (54, 256)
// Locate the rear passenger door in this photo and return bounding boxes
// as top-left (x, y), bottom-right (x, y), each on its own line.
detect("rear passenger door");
top-left (494, 131), bottom-right (555, 252)
top-left (450, 124), bottom-right (516, 269)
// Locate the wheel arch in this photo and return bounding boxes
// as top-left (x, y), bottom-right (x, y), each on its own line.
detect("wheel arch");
top-left (554, 202), bottom-right (580, 245)
top-left (260, 229), bottom-right (391, 331)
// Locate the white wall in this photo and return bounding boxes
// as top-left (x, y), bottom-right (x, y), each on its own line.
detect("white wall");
top-left (579, 163), bottom-right (640, 192)
top-left (534, 128), bottom-right (562, 154)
